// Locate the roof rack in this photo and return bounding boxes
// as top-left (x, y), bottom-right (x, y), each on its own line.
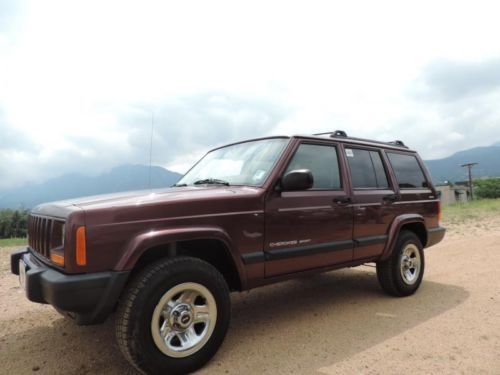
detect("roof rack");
top-left (388, 140), bottom-right (407, 147)
top-left (312, 130), bottom-right (408, 149)
top-left (313, 130), bottom-right (347, 137)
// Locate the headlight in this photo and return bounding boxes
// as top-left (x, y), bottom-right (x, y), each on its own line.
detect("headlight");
top-left (49, 221), bottom-right (65, 266)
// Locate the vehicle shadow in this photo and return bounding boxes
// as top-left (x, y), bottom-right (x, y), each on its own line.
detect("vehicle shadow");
top-left (1, 267), bottom-right (468, 374)
top-left (203, 267), bottom-right (469, 374)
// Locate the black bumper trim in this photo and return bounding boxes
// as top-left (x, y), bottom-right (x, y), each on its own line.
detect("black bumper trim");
top-left (11, 247), bottom-right (130, 325)
top-left (265, 240), bottom-right (354, 261)
top-left (354, 235), bottom-right (388, 247)
top-left (11, 248), bottom-right (25, 275)
top-left (427, 227), bottom-right (446, 234)
top-left (241, 251), bottom-right (265, 265)
top-left (426, 226), bottom-right (446, 248)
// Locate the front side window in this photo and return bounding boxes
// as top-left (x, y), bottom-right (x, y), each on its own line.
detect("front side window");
top-left (346, 148), bottom-right (389, 189)
top-left (284, 143), bottom-right (341, 189)
top-left (387, 152), bottom-right (427, 189)
top-left (177, 138), bottom-right (289, 186)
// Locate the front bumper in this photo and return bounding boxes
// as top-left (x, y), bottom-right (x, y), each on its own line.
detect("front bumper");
top-left (11, 247), bottom-right (129, 325)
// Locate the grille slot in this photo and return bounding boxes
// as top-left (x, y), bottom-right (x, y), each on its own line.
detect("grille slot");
top-left (28, 215), bottom-right (64, 259)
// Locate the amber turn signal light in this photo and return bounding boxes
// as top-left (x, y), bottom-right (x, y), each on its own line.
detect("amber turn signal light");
top-left (50, 250), bottom-right (65, 266)
top-left (76, 226), bottom-right (87, 266)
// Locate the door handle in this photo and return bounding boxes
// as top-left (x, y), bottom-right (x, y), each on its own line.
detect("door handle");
top-left (333, 197), bottom-right (352, 205)
top-left (383, 194), bottom-right (399, 203)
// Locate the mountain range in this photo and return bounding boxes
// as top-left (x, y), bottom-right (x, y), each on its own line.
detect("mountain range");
top-left (424, 142), bottom-right (500, 183)
top-left (0, 165), bottom-right (182, 209)
top-left (0, 143), bottom-right (499, 209)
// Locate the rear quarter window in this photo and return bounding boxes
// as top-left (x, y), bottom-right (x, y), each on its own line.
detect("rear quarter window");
top-left (387, 152), bottom-right (428, 189)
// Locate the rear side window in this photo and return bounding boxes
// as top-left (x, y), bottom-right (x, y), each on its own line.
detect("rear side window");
top-left (285, 143), bottom-right (341, 189)
top-left (346, 148), bottom-right (389, 189)
top-left (387, 152), bottom-right (427, 189)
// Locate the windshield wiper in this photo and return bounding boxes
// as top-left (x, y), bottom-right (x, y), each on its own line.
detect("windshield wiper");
top-left (172, 183), bottom-right (187, 187)
top-left (193, 178), bottom-right (230, 186)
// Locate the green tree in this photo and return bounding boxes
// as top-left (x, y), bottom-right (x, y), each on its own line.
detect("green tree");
top-left (475, 178), bottom-right (500, 199)
top-left (0, 208), bottom-right (29, 239)
top-left (0, 209), bottom-right (13, 238)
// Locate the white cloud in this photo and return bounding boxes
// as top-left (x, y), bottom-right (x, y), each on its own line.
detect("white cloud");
top-left (1, 0), bottom-right (500, 190)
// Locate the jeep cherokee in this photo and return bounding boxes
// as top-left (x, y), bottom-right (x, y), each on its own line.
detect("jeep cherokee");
top-left (11, 130), bottom-right (446, 374)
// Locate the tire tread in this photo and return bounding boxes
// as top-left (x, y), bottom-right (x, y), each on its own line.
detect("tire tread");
top-left (376, 230), bottom-right (424, 297)
top-left (115, 256), bottom-right (229, 375)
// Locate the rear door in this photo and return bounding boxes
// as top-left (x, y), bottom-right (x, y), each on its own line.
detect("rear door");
top-left (264, 141), bottom-right (354, 277)
top-left (385, 151), bottom-right (438, 227)
top-left (343, 145), bottom-right (398, 260)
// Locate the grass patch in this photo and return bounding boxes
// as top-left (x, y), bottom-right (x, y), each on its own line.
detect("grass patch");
top-left (0, 237), bottom-right (28, 247)
top-left (442, 198), bottom-right (500, 226)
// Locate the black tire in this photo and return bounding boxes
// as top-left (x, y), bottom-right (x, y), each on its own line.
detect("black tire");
top-left (376, 230), bottom-right (425, 297)
top-left (115, 256), bottom-right (230, 375)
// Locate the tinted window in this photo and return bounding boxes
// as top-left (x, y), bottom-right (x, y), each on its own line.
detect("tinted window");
top-left (346, 148), bottom-right (389, 189)
top-left (387, 152), bottom-right (427, 188)
top-left (285, 144), bottom-right (341, 189)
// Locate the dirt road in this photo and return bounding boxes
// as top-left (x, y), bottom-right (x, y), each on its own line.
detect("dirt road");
top-left (1, 226), bottom-right (499, 374)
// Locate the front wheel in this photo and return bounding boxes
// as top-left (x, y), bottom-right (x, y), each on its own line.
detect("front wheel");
top-left (115, 256), bottom-right (230, 375)
top-left (376, 230), bottom-right (425, 296)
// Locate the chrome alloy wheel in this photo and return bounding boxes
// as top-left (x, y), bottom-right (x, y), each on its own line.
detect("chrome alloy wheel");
top-left (151, 282), bottom-right (217, 358)
top-left (399, 244), bottom-right (421, 285)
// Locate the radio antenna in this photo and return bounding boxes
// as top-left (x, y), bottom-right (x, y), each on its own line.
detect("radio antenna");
top-left (148, 112), bottom-right (154, 189)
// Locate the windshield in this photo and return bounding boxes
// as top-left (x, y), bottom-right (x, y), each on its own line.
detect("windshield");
top-left (176, 138), bottom-right (289, 187)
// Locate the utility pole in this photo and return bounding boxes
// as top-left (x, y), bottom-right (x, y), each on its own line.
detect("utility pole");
top-left (461, 162), bottom-right (478, 201)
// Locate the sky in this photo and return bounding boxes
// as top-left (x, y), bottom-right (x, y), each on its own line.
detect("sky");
top-left (1, 0), bottom-right (500, 191)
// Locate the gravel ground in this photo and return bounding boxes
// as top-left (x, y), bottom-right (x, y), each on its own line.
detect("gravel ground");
top-left (1, 223), bottom-right (499, 374)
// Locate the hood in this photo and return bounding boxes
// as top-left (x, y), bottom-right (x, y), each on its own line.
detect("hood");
top-left (31, 186), bottom-right (264, 222)
top-left (72, 186), bottom-right (262, 209)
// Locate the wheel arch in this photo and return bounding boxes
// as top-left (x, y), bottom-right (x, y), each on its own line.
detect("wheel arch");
top-left (380, 214), bottom-right (427, 261)
top-left (400, 222), bottom-right (427, 248)
top-left (116, 227), bottom-right (245, 291)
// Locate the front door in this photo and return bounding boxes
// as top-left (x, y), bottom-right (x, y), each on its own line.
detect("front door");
top-left (264, 142), bottom-right (354, 277)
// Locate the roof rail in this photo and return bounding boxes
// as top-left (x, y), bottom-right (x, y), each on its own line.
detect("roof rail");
top-left (388, 140), bottom-right (407, 147)
top-left (313, 130), bottom-right (347, 137)
top-left (312, 130), bottom-right (408, 149)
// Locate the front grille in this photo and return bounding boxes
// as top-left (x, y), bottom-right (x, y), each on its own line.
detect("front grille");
top-left (28, 215), bottom-right (64, 258)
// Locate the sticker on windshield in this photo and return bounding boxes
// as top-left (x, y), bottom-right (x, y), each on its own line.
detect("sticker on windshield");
top-left (345, 149), bottom-right (354, 157)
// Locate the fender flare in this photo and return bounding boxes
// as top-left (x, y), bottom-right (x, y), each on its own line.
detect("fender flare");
top-left (379, 214), bottom-right (425, 261)
top-left (114, 225), bottom-right (246, 287)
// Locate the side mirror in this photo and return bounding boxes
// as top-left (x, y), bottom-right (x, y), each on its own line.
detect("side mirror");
top-left (281, 169), bottom-right (314, 191)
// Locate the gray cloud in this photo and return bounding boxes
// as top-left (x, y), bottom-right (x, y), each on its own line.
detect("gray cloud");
top-left (0, 111), bottom-right (38, 152)
top-left (396, 58), bottom-right (500, 159)
top-left (0, 92), bottom-right (290, 191)
top-left (415, 58), bottom-right (500, 101)
top-left (117, 92), bottom-right (290, 166)
top-left (0, 107), bottom-right (40, 190)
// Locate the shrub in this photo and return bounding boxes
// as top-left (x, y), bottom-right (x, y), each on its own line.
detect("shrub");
top-left (475, 178), bottom-right (500, 199)
top-left (0, 208), bottom-right (29, 238)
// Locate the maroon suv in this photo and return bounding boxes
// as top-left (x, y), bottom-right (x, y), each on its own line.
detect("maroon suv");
top-left (11, 131), bottom-right (445, 374)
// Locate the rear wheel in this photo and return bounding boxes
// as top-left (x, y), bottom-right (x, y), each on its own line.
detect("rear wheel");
top-left (115, 256), bottom-right (230, 375)
top-left (376, 230), bottom-right (425, 296)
